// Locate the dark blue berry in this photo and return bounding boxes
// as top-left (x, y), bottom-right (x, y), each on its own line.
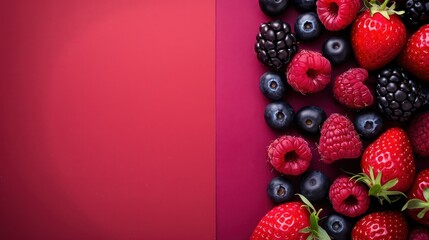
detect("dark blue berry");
top-left (300, 170), bottom-right (330, 202)
top-left (267, 176), bottom-right (294, 204)
top-left (294, 12), bottom-right (323, 41)
top-left (295, 106), bottom-right (326, 134)
top-left (259, 0), bottom-right (290, 17)
top-left (259, 71), bottom-right (286, 101)
top-left (353, 110), bottom-right (384, 140)
top-left (264, 102), bottom-right (295, 131)
top-left (292, 0), bottom-right (316, 11)
top-left (323, 214), bottom-right (351, 240)
top-left (322, 36), bottom-right (352, 65)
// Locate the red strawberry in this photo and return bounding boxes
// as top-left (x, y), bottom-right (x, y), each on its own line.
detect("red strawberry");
top-left (402, 169), bottom-right (429, 227)
top-left (408, 112), bottom-right (429, 157)
top-left (329, 175), bottom-right (370, 217)
top-left (351, 211), bottom-right (409, 239)
top-left (409, 226), bottom-right (429, 240)
top-left (333, 68), bottom-right (374, 109)
top-left (316, 0), bottom-right (361, 31)
top-left (268, 135), bottom-right (312, 176)
top-left (251, 195), bottom-right (330, 240)
top-left (398, 24), bottom-right (429, 82)
top-left (357, 127), bottom-right (415, 203)
top-left (286, 50), bottom-right (332, 94)
top-left (351, 0), bottom-right (407, 71)
top-left (318, 113), bottom-right (363, 164)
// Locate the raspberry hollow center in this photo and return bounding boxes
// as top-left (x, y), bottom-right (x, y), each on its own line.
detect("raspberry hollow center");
top-left (344, 195), bottom-right (358, 206)
top-left (306, 69), bottom-right (318, 78)
top-left (328, 2), bottom-right (339, 16)
top-left (284, 151), bottom-right (299, 162)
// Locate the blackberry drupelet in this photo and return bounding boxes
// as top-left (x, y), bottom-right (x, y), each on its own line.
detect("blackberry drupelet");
top-left (255, 20), bottom-right (298, 71)
top-left (404, 0), bottom-right (429, 26)
top-left (376, 67), bottom-right (424, 122)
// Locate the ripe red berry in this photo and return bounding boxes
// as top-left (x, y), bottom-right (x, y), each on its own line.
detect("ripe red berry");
top-left (329, 176), bottom-right (370, 217)
top-left (408, 112), bottom-right (429, 156)
top-left (318, 113), bottom-right (363, 164)
top-left (333, 68), bottom-right (373, 109)
top-left (268, 135), bottom-right (312, 175)
top-left (316, 0), bottom-right (361, 31)
top-left (286, 50), bottom-right (331, 94)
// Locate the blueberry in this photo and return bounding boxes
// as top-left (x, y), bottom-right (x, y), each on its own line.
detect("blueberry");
top-left (292, 0), bottom-right (316, 11)
top-left (353, 110), bottom-right (384, 140)
top-left (259, 0), bottom-right (290, 17)
top-left (294, 12), bottom-right (323, 41)
top-left (322, 36), bottom-right (352, 65)
top-left (300, 170), bottom-right (330, 202)
top-left (259, 71), bottom-right (287, 101)
top-left (264, 102), bottom-right (295, 131)
top-left (267, 176), bottom-right (294, 204)
top-left (295, 106), bottom-right (327, 134)
top-left (323, 214), bottom-right (351, 240)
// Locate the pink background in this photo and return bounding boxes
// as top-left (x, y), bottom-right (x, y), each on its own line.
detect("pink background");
top-left (0, 0), bottom-right (215, 239)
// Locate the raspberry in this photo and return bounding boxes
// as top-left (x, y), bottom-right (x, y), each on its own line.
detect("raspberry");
top-left (408, 112), bottom-right (429, 156)
top-left (329, 176), bottom-right (370, 218)
top-left (318, 113), bottom-right (363, 163)
top-left (286, 50), bottom-right (331, 94)
top-left (409, 226), bottom-right (429, 240)
top-left (333, 68), bottom-right (373, 109)
top-left (316, 0), bottom-right (361, 31)
top-left (267, 135), bottom-right (312, 176)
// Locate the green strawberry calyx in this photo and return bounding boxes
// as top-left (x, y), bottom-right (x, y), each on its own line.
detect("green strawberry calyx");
top-left (353, 167), bottom-right (406, 204)
top-left (297, 194), bottom-right (331, 240)
top-left (402, 188), bottom-right (429, 219)
top-left (363, 0), bottom-right (405, 20)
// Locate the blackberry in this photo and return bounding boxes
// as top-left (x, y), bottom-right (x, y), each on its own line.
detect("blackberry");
top-left (376, 67), bottom-right (424, 122)
top-left (404, 0), bottom-right (429, 26)
top-left (255, 20), bottom-right (298, 71)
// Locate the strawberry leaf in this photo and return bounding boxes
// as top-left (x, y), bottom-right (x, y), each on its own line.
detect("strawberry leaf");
top-left (297, 194), bottom-right (316, 212)
top-left (317, 226), bottom-right (332, 240)
top-left (424, 188), bottom-right (429, 202)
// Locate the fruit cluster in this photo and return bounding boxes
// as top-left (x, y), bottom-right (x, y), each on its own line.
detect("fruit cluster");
top-left (253, 0), bottom-right (429, 239)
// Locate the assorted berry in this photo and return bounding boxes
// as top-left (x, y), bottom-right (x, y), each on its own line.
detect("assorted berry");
top-left (295, 105), bottom-right (327, 134)
top-left (252, 0), bottom-right (429, 238)
top-left (255, 20), bottom-right (298, 71)
top-left (333, 68), bottom-right (373, 109)
top-left (322, 36), bottom-right (352, 65)
top-left (316, 0), bottom-right (361, 31)
top-left (259, 71), bottom-right (287, 101)
top-left (259, 0), bottom-right (290, 17)
top-left (398, 24), bottom-right (429, 82)
top-left (267, 135), bottom-right (312, 175)
top-left (264, 101), bottom-right (295, 130)
top-left (351, 211), bottom-right (409, 239)
top-left (300, 170), bottom-right (330, 202)
top-left (294, 12), bottom-right (323, 42)
top-left (267, 176), bottom-right (294, 204)
top-left (322, 214), bottom-right (351, 240)
top-left (353, 110), bottom-right (385, 140)
top-left (408, 112), bottom-right (429, 156)
top-left (376, 67), bottom-right (424, 122)
top-left (329, 175), bottom-right (370, 217)
top-left (351, 0), bottom-right (407, 70)
top-left (286, 50), bottom-right (331, 94)
top-left (318, 113), bottom-right (363, 164)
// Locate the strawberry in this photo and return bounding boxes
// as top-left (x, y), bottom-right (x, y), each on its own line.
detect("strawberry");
top-left (356, 128), bottom-right (415, 203)
top-left (398, 24), bottom-right (429, 82)
top-left (250, 195), bottom-right (330, 240)
top-left (402, 169), bottom-right (429, 227)
top-left (351, 0), bottom-right (407, 71)
top-left (351, 211), bottom-right (409, 239)
top-left (318, 113), bottom-right (363, 164)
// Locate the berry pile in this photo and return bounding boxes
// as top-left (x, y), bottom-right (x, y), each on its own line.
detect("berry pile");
top-left (252, 0), bottom-right (429, 239)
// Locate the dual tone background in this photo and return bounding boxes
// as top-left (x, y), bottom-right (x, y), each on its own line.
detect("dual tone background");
top-left (0, 0), bottom-right (388, 239)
